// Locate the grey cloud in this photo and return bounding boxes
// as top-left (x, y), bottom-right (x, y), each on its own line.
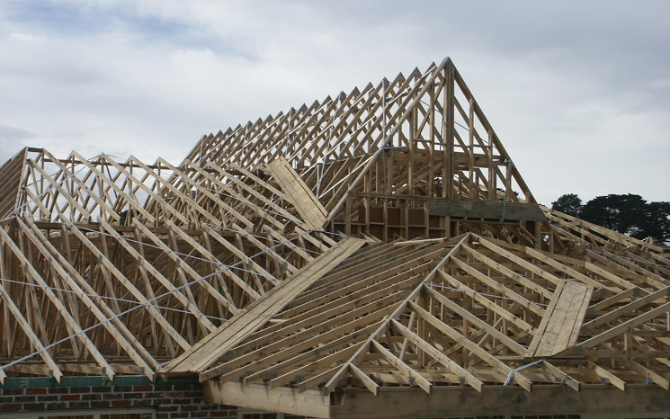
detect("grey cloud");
top-left (0, 0), bottom-right (667, 206)
top-left (0, 124), bottom-right (38, 164)
top-left (0, 124), bottom-right (36, 141)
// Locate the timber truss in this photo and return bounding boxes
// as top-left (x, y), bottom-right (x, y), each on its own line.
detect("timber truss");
top-left (1, 58), bottom-right (670, 418)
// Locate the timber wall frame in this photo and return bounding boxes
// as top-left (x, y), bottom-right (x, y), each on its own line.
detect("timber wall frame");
top-left (1, 57), bottom-right (670, 419)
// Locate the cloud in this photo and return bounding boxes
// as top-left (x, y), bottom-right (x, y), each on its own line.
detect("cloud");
top-left (0, 0), bottom-right (668, 206)
top-left (0, 124), bottom-right (39, 163)
top-left (0, 124), bottom-right (36, 141)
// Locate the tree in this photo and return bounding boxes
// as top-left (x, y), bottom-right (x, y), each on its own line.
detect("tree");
top-left (551, 193), bottom-right (582, 217)
top-left (580, 194), bottom-right (647, 235)
top-left (636, 201), bottom-right (670, 242)
top-left (552, 192), bottom-right (670, 244)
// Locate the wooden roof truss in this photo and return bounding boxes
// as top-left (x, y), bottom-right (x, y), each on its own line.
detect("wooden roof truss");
top-left (1, 58), bottom-right (670, 418)
top-left (0, 147), bottom-right (337, 382)
top-left (192, 234), bottom-right (670, 392)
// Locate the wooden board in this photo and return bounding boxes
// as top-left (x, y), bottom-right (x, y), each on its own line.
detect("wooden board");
top-left (527, 280), bottom-right (593, 358)
top-left (268, 157), bottom-right (327, 231)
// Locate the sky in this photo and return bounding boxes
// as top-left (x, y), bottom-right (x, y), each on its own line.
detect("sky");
top-left (0, 1), bottom-right (668, 206)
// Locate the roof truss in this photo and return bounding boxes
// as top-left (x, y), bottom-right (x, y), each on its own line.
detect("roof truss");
top-left (1, 58), bottom-right (669, 419)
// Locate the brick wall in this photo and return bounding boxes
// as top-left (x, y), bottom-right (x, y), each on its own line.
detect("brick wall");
top-left (1, 377), bottom-right (588, 419)
top-left (0, 377), bottom-right (237, 418)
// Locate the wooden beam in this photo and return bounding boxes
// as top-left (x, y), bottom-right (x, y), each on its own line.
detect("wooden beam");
top-left (449, 255), bottom-right (545, 317)
top-left (204, 380), bottom-right (330, 419)
top-left (98, 220), bottom-right (216, 332)
top-left (322, 234), bottom-right (470, 396)
top-left (582, 286), bottom-right (670, 331)
top-left (541, 361), bottom-right (581, 391)
top-left (435, 270), bottom-right (534, 333)
top-left (20, 217), bottom-right (156, 379)
top-left (348, 363), bottom-right (379, 396)
top-left (268, 345), bottom-right (359, 390)
top-left (588, 362), bottom-right (626, 391)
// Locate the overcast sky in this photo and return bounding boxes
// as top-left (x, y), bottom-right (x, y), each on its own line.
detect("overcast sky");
top-left (0, 1), bottom-right (668, 206)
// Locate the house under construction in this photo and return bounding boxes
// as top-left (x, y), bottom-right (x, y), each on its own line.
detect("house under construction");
top-left (1, 57), bottom-right (669, 419)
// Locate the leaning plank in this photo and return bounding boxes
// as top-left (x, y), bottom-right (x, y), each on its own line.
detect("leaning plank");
top-left (162, 236), bottom-right (365, 377)
top-left (527, 280), bottom-right (593, 358)
top-left (268, 157), bottom-right (327, 231)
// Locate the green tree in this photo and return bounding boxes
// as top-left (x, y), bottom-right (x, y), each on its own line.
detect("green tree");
top-left (552, 193), bottom-right (670, 243)
top-left (551, 193), bottom-right (582, 217)
top-left (636, 201), bottom-right (670, 242)
top-left (580, 194), bottom-right (647, 235)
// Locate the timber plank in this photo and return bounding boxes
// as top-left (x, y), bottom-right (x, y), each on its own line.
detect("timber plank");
top-left (268, 157), bottom-right (327, 231)
top-left (527, 280), bottom-right (593, 358)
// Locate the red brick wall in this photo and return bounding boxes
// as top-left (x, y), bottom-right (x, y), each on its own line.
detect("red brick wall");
top-left (1, 380), bottom-right (587, 419)
top-left (0, 380), bottom-right (236, 418)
